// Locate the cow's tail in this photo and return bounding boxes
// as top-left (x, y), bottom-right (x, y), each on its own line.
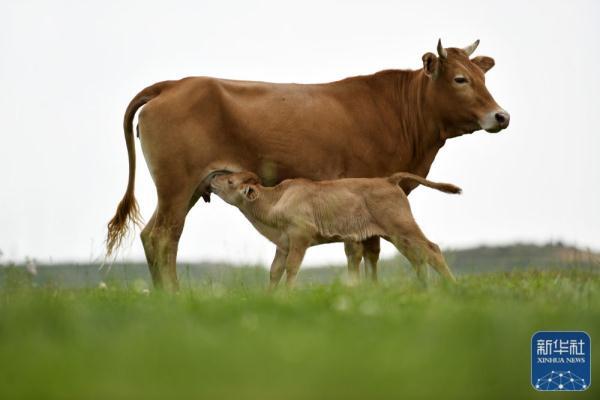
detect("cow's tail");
top-left (106, 81), bottom-right (171, 256)
top-left (388, 172), bottom-right (462, 195)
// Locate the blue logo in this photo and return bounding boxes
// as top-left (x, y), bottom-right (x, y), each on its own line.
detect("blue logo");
top-left (532, 331), bottom-right (591, 391)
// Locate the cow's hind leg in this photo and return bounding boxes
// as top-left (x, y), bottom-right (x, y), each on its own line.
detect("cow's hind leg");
top-left (141, 189), bottom-right (192, 291)
top-left (140, 211), bottom-right (160, 284)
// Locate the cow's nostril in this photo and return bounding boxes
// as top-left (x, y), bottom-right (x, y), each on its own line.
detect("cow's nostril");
top-left (494, 111), bottom-right (510, 127)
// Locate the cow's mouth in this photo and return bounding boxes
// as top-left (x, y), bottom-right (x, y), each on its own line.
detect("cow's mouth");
top-left (484, 126), bottom-right (503, 134)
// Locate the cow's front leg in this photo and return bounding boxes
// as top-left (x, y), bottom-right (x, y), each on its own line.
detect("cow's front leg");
top-left (362, 236), bottom-right (381, 282)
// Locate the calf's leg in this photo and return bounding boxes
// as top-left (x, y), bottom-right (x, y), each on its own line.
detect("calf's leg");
top-left (424, 241), bottom-right (456, 282)
top-left (269, 247), bottom-right (287, 290)
top-left (384, 212), bottom-right (455, 283)
top-left (284, 241), bottom-right (308, 288)
top-left (391, 237), bottom-right (430, 283)
top-left (344, 241), bottom-right (363, 284)
top-left (392, 236), bottom-right (456, 283)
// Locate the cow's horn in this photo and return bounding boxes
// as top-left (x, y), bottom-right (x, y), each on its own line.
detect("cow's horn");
top-left (463, 39), bottom-right (480, 56)
top-left (437, 39), bottom-right (447, 59)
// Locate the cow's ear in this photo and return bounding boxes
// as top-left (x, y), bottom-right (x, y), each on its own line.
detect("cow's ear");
top-left (422, 52), bottom-right (439, 78)
top-left (241, 185), bottom-right (259, 201)
top-left (471, 56), bottom-right (495, 73)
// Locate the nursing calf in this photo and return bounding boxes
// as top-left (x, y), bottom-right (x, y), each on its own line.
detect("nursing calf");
top-left (211, 171), bottom-right (460, 287)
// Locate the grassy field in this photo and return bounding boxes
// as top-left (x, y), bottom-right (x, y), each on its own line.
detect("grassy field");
top-left (0, 267), bottom-right (599, 399)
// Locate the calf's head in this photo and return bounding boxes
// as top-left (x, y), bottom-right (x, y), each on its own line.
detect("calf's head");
top-left (422, 39), bottom-right (510, 135)
top-left (211, 172), bottom-right (261, 206)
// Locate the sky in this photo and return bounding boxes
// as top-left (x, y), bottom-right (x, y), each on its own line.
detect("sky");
top-left (1, 0), bottom-right (599, 266)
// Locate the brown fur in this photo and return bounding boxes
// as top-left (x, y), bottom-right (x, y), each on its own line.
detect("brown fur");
top-left (106, 41), bottom-right (508, 290)
top-left (211, 171), bottom-right (461, 287)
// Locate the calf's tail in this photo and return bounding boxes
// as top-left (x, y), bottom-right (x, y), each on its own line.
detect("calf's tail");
top-left (388, 172), bottom-right (462, 195)
top-left (105, 81), bottom-right (171, 256)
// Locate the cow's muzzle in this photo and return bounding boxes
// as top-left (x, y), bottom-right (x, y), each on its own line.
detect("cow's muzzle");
top-left (481, 109), bottom-right (510, 133)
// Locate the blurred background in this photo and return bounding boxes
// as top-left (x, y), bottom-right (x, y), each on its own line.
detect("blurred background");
top-left (1, 0), bottom-right (599, 267)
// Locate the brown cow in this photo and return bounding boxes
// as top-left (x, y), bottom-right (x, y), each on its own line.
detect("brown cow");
top-left (107, 39), bottom-right (509, 291)
top-left (210, 171), bottom-right (461, 287)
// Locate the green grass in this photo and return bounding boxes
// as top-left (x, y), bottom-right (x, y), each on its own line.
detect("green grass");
top-left (1, 268), bottom-right (599, 399)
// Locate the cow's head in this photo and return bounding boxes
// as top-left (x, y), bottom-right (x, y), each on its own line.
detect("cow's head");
top-left (422, 39), bottom-right (510, 136)
top-left (211, 171), bottom-right (261, 206)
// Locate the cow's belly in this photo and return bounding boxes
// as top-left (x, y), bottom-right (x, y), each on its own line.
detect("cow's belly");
top-left (224, 94), bottom-right (356, 180)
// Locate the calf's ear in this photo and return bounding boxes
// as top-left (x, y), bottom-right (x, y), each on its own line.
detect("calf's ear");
top-left (241, 172), bottom-right (261, 185)
top-left (241, 185), bottom-right (259, 201)
top-left (422, 52), bottom-right (439, 78)
top-left (247, 175), bottom-right (260, 185)
top-left (471, 56), bottom-right (495, 73)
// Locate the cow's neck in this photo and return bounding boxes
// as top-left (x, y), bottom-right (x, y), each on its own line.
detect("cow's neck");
top-left (369, 70), bottom-right (447, 190)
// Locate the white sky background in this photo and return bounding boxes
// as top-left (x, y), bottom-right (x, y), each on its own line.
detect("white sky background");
top-left (1, 0), bottom-right (599, 266)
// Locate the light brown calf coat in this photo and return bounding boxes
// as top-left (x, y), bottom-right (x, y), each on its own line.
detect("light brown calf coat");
top-left (211, 171), bottom-right (461, 287)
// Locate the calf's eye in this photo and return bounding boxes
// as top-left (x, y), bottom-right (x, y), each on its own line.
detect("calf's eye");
top-left (228, 179), bottom-right (233, 184)
top-left (454, 76), bottom-right (468, 84)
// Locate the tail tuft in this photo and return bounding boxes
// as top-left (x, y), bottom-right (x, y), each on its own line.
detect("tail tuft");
top-left (106, 192), bottom-right (143, 256)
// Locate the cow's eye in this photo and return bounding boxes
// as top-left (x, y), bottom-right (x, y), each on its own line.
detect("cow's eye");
top-left (454, 76), bottom-right (468, 84)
